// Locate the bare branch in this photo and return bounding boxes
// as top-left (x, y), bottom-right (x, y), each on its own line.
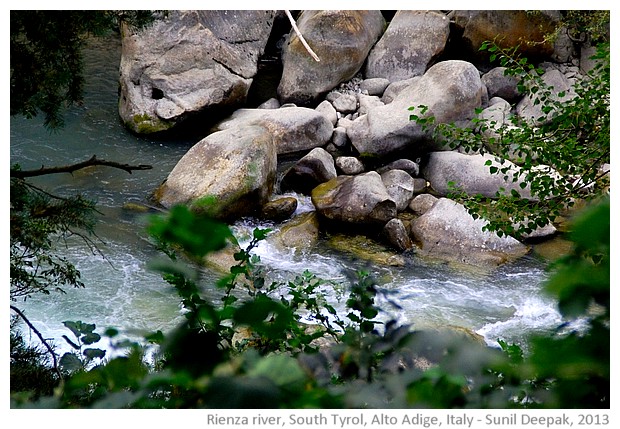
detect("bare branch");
top-left (11, 305), bottom-right (63, 381)
top-left (11, 155), bottom-right (152, 179)
top-left (285, 10), bottom-right (320, 62)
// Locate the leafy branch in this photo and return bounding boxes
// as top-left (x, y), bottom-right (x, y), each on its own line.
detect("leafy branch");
top-left (410, 40), bottom-right (609, 239)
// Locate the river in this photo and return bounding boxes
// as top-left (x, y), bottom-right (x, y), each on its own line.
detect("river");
top-left (10, 35), bottom-right (562, 355)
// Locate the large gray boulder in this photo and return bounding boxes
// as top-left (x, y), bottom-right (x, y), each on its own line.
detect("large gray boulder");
top-left (452, 11), bottom-right (561, 65)
top-left (365, 11), bottom-right (450, 82)
top-left (213, 107), bottom-right (333, 155)
top-left (119, 10), bottom-right (275, 134)
top-left (311, 172), bottom-right (396, 227)
top-left (154, 125), bottom-right (277, 220)
top-left (410, 198), bottom-right (529, 266)
top-left (281, 148), bottom-right (337, 195)
top-left (348, 60), bottom-right (486, 158)
top-left (421, 151), bottom-right (534, 200)
top-left (481, 67), bottom-right (522, 102)
top-left (277, 10), bottom-right (385, 104)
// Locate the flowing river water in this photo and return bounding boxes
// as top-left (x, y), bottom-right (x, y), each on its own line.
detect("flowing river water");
top-left (10, 36), bottom-right (564, 355)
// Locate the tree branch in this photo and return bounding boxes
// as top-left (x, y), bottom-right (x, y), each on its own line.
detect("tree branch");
top-left (11, 305), bottom-right (63, 381)
top-left (11, 155), bottom-right (152, 179)
top-left (285, 10), bottom-right (320, 62)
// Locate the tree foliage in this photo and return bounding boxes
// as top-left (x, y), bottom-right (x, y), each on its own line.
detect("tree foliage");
top-left (10, 176), bottom-right (97, 301)
top-left (410, 39), bottom-right (609, 239)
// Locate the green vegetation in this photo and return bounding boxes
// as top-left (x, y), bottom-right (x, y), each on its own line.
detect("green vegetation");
top-left (10, 176), bottom-right (98, 301)
top-left (10, 9), bottom-right (159, 403)
top-left (130, 113), bottom-right (173, 134)
top-left (410, 40), bottom-right (609, 239)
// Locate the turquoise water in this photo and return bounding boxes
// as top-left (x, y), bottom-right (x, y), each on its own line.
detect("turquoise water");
top-left (10, 35), bottom-right (560, 354)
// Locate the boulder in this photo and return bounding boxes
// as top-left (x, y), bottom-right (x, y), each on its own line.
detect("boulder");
top-left (408, 193), bottom-right (438, 216)
top-left (516, 69), bottom-right (577, 126)
top-left (382, 218), bottom-right (413, 251)
top-left (421, 151), bottom-right (534, 200)
top-left (119, 10), bottom-right (275, 134)
top-left (213, 107), bottom-right (333, 155)
top-left (410, 198), bottom-right (529, 266)
top-left (335, 156), bottom-right (365, 175)
top-left (326, 92), bottom-right (358, 115)
top-left (359, 78), bottom-right (391, 96)
top-left (380, 169), bottom-right (416, 211)
top-left (365, 10), bottom-right (450, 82)
top-left (348, 60), bottom-right (486, 158)
top-left (481, 67), bottom-right (522, 102)
top-left (270, 212), bottom-right (320, 251)
top-left (277, 10), bottom-right (385, 104)
top-left (315, 100), bottom-right (338, 126)
top-left (311, 172), bottom-right (397, 228)
top-left (452, 11), bottom-right (561, 65)
top-left (377, 159), bottom-right (420, 177)
top-left (154, 125), bottom-right (276, 220)
top-left (327, 234), bottom-right (405, 267)
top-left (280, 148), bottom-right (337, 195)
top-left (261, 197), bottom-right (298, 222)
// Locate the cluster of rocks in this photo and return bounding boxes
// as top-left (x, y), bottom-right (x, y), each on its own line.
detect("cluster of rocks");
top-left (124, 10), bottom-right (605, 267)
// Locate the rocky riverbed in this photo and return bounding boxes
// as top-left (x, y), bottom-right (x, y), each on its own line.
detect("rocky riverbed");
top-left (117, 10), bottom-right (604, 267)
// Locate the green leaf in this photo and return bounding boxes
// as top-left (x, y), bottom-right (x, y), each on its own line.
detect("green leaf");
top-left (148, 205), bottom-right (233, 258)
top-left (105, 328), bottom-right (119, 338)
top-left (62, 334), bottom-right (80, 350)
top-left (59, 352), bottom-right (83, 372)
top-left (81, 332), bottom-right (101, 345)
top-left (62, 321), bottom-right (82, 339)
top-left (83, 348), bottom-right (106, 360)
top-left (253, 228), bottom-right (272, 241)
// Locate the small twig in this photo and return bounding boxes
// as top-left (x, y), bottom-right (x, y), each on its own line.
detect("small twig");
top-left (285, 10), bottom-right (320, 62)
top-left (11, 155), bottom-right (152, 179)
top-left (11, 305), bottom-right (63, 381)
